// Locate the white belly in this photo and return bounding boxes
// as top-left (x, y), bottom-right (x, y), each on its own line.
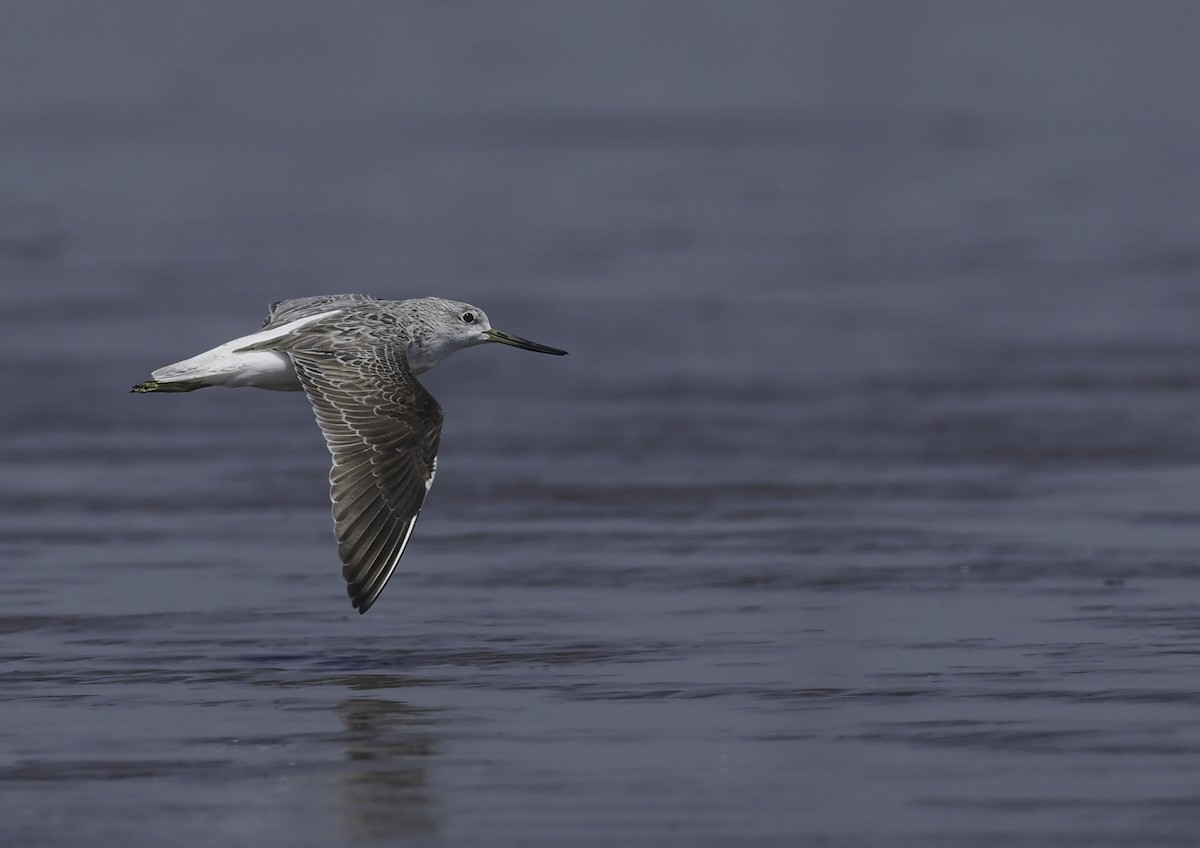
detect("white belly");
top-left (151, 346), bottom-right (303, 391)
top-left (218, 350), bottom-right (302, 390)
top-left (149, 310), bottom-right (336, 391)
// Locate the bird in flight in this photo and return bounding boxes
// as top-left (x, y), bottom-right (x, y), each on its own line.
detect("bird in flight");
top-left (133, 294), bottom-right (567, 613)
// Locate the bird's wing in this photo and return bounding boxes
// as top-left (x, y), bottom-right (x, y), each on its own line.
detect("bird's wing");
top-left (287, 345), bottom-right (443, 613)
top-left (262, 294), bottom-right (381, 329)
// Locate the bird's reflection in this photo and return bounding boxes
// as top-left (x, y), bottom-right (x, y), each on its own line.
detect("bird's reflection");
top-left (335, 694), bottom-right (441, 840)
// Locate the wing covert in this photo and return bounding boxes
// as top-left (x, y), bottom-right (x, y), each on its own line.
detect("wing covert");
top-left (263, 294), bottom-right (381, 329)
top-left (288, 345), bottom-right (442, 613)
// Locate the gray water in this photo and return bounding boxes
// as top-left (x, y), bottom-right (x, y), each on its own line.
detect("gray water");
top-left (4, 3), bottom-right (1200, 846)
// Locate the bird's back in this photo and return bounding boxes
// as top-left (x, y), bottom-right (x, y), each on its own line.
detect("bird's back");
top-left (263, 294), bottom-right (382, 329)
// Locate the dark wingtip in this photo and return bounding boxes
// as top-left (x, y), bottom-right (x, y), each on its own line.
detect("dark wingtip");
top-left (349, 586), bottom-right (374, 614)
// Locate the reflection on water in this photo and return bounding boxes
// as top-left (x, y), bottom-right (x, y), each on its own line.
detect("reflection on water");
top-left (336, 697), bottom-right (440, 842)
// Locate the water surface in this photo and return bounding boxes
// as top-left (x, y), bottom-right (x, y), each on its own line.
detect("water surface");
top-left (3, 3), bottom-right (1200, 846)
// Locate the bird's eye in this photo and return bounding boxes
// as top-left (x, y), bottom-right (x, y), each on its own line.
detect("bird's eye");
top-left (461, 312), bottom-right (475, 324)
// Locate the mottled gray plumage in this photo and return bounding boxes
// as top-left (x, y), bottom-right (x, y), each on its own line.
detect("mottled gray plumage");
top-left (263, 293), bottom-right (382, 329)
top-left (133, 295), bottom-right (566, 613)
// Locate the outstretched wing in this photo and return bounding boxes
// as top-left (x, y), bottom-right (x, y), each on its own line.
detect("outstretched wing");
top-left (288, 345), bottom-right (443, 613)
top-left (262, 294), bottom-right (381, 329)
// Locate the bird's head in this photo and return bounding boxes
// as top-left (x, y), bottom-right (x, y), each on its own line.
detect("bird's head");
top-left (405, 298), bottom-right (567, 374)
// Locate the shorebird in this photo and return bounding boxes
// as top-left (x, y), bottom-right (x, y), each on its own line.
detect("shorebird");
top-left (133, 294), bottom-right (567, 613)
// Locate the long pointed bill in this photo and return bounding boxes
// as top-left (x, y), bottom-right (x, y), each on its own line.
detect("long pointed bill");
top-left (485, 328), bottom-right (568, 356)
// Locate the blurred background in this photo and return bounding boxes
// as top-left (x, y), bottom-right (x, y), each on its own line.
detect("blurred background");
top-left (5, 2), bottom-right (1200, 451)
top-left (5, 2), bottom-right (1200, 377)
top-left (4, 2), bottom-right (1200, 846)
